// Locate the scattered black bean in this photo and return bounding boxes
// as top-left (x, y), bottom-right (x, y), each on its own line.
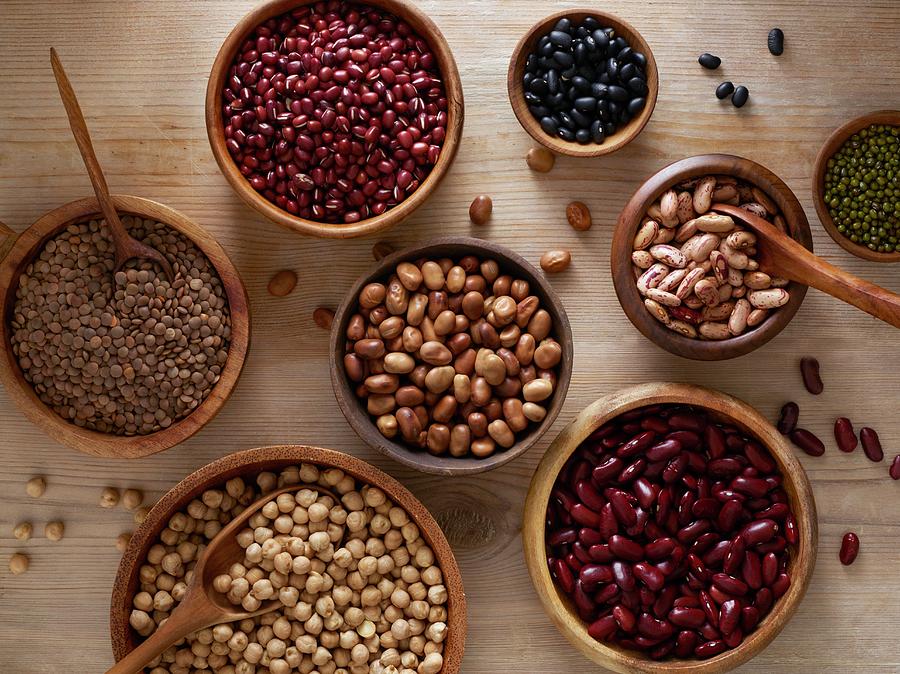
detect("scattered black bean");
top-left (732, 85), bottom-right (750, 108)
top-left (698, 52), bottom-right (721, 70)
top-left (768, 28), bottom-right (785, 56)
top-left (716, 81), bottom-right (735, 100)
top-left (522, 16), bottom-right (649, 145)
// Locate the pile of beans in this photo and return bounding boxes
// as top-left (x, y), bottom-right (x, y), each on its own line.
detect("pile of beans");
top-left (10, 217), bottom-right (231, 435)
top-left (522, 16), bottom-right (649, 145)
top-left (823, 123), bottom-right (899, 253)
top-left (344, 255), bottom-right (561, 459)
top-left (130, 464), bottom-right (449, 674)
top-left (632, 176), bottom-right (791, 340)
top-left (546, 405), bottom-right (797, 660)
top-left (221, 1), bottom-right (448, 224)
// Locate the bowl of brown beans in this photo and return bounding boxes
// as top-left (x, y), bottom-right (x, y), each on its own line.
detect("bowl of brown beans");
top-left (206, 0), bottom-right (464, 239)
top-left (523, 382), bottom-right (817, 673)
top-left (330, 236), bottom-right (573, 476)
top-left (611, 154), bottom-right (814, 361)
top-left (110, 444), bottom-right (467, 673)
top-left (0, 195), bottom-right (250, 457)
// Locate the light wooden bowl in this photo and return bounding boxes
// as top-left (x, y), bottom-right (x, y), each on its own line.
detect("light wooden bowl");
top-left (109, 445), bottom-right (467, 670)
top-left (812, 110), bottom-right (900, 263)
top-left (523, 382), bottom-right (818, 674)
top-left (205, 0), bottom-right (464, 239)
top-left (0, 195), bottom-right (251, 458)
top-left (611, 154), bottom-right (813, 361)
top-left (507, 8), bottom-right (658, 158)
top-left (330, 236), bottom-right (573, 476)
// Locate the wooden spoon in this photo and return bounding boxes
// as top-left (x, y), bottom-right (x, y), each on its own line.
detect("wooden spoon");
top-left (49, 48), bottom-right (174, 280)
top-left (106, 484), bottom-right (341, 674)
top-left (712, 203), bottom-right (900, 328)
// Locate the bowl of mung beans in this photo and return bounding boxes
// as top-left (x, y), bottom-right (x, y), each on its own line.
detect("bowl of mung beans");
top-left (0, 195), bottom-right (250, 457)
top-left (812, 110), bottom-right (900, 262)
top-left (109, 444), bottom-right (467, 674)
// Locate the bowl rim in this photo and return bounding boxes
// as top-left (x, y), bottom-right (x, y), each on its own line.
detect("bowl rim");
top-left (811, 109), bottom-right (900, 263)
top-left (109, 444), bottom-right (468, 671)
top-left (506, 7), bottom-right (659, 158)
top-left (0, 195), bottom-right (251, 457)
top-left (522, 382), bottom-right (818, 674)
top-left (205, 0), bottom-right (465, 239)
top-left (329, 235), bottom-right (573, 476)
top-left (611, 154), bottom-right (813, 361)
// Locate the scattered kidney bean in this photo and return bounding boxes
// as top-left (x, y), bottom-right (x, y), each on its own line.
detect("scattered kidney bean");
top-left (546, 404), bottom-right (797, 660)
top-left (839, 532), bottom-right (859, 565)
top-left (469, 194), bottom-right (493, 225)
top-left (790, 429), bottom-right (825, 457)
top-left (777, 402), bottom-right (799, 435)
top-left (860, 427), bottom-right (884, 462)
top-left (833, 417), bottom-right (858, 452)
top-left (799, 357), bottom-right (823, 394)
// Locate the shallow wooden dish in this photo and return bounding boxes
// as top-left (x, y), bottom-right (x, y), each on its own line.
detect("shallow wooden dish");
top-left (330, 236), bottom-right (573, 476)
top-left (109, 445), bottom-right (467, 670)
top-left (507, 8), bottom-right (658, 158)
top-left (205, 0), bottom-right (464, 239)
top-left (523, 382), bottom-right (818, 674)
top-left (0, 195), bottom-right (251, 458)
top-left (611, 154), bottom-right (813, 361)
top-left (812, 110), bottom-right (900, 263)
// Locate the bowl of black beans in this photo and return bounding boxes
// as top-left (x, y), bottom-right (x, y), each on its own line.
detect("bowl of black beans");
top-left (507, 10), bottom-right (658, 157)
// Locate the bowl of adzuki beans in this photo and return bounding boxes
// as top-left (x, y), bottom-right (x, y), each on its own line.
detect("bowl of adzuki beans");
top-left (206, 0), bottom-right (464, 239)
top-left (523, 383), bottom-right (817, 673)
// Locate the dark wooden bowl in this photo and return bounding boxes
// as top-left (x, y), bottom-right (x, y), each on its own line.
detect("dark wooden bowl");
top-left (812, 110), bottom-right (900, 263)
top-left (0, 195), bottom-right (251, 457)
top-left (205, 0), bottom-right (464, 239)
top-left (330, 236), bottom-right (573, 476)
top-left (611, 154), bottom-right (813, 361)
top-left (523, 382), bottom-right (818, 674)
top-left (109, 445), bottom-right (467, 670)
top-left (507, 8), bottom-right (658, 158)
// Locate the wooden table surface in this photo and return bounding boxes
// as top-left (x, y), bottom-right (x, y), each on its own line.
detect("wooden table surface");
top-left (1, 1), bottom-right (899, 672)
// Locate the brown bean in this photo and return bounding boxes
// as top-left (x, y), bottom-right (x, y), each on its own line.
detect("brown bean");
top-left (453, 349), bottom-right (476, 375)
top-left (449, 424), bottom-right (471, 456)
top-left (354, 338), bottom-right (385, 359)
top-left (424, 366), bottom-right (455, 394)
top-left (365, 374), bottom-right (399, 394)
top-left (799, 357), bottom-right (823, 394)
top-left (406, 293), bottom-right (428, 326)
top-left (395, 386), bottom-right (425, 407)
top-left (461, 291), bottom-right (484, 320)
top-left (488, 419), bottom-right (516, 448)
top-left (432, 396), bottom-right (458, 424)
top-left (523, 378), bottom-right (553, 402)
top-left (515, 296), bottom-right (540, 328)
top-left (540, 250), bottom-right (571, 273)
top-left (268, 270), bottom-right (298, 297)
top-left (401, 326), bottom-right (424, 353)
top-left (367, 394), bottom-right (396, 416)
top-left (344, 354), bottom-right (365, 382)
top-left (566, 201), bottom-right (592, 231)
top-left (469, 195), bottom-right (493, 225)
top-left (526, 146), bottom-right (555, 173)
top-left (396, 263), bottom-right (423, 291)
top-left (527, 309), bottom-right (552, 341)
top-left (833, 418), bottom-right (858, 453)
top-left (471, 437), bottom-right (496, 457)
top-left (396, 407), bottom-right (422, 444)
top-left (359, 282), bottom-right (387, 308)
top-left (502, 398), bottom-right (528, 432)
top-left (385, 277), bottom-right (409, 315)
top-left (467, 411), bottom-right (488, 437)
top-left (419, 341), bottom-right (452, 366)
top-left (346, 314), bottom-right (366, 340)
top-left (860, 427), bottom-right (883, 462)
top-left (426, 424), bottom-right (451, 454)
top-left (376, 414), bottom-right (398, 438)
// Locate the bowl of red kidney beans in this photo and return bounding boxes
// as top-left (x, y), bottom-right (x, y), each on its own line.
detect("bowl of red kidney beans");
top-left (206, 0), bottom-right (464, 238)
top-left (523, 382), bottom-right (817, 673)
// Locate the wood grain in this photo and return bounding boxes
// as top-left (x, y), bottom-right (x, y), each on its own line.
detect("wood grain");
top-left (0, 1), bottom-right (899, 673)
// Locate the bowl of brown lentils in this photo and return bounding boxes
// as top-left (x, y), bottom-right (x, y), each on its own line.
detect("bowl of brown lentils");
top-left (0, 195), bottom-right (250, 457)
top-left (110, 444), bottom-right (467, 673)
top-left (330, 237), bottom-right (573, 476)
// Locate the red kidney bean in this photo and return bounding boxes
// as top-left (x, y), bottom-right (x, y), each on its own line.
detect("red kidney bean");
top-left (839, 532), bottom-right (860, 565)
top-left (594, 582), bottom-right (620, 605)
top-left (609, 535), bottom-right (644, 562)
top-left (771, 573), bottom-right (791, 599)
top-left (731, 476), bottom-right (771, 498)
top-left (612, 560), bottom-right (636, 591)
top-left (571, 503), bottom-right (603, 529)
top-left (834, 417), bottom-right (858, 452)
top-left (637, 612), bottom-right (675, 639)
top-left (756, 502), bottom-right (789, 521)
top-left (790, 428), bottom-right (825, 456)
top-left (707, 457), bottom-right (744, 478)
top-left (777, 402), bottom-right (799, 435)
top-left (668, 412), bottom-right (706, 432)
top-left (633, 562), bottom-right (666, 592)
top-left (613, 604), bottom-right (637, 632)
top-left (592, 456), bottom-right (624, 485)
top-left (579, 527), bottom-right (604, 546)
top-left (695, 639), bottom-right (728, 658)
top-left (650, 639), bottom-right (676, 660)
top-left (646, 438), bottom-right (683, 463)
top-left (741, 551), bottom-right (763, 589)
top-left (717, 499), bottom-right (744, 532)
top-left (675, 630), bottom-right (698, 658)
top-left (741, 605), bottom-right (760, 632)
top-left (669, 606), bottom-right (706, 629)
top-left (891, 455), bottom-right (900, 480)
top-left (703, 540), bottom-right (731, 567)
top-left (588, 615), bottom-right (618, 640)
top-left (800, 356), bottom-right (823, 394)
top-left (712, 573), bottom-right (749, 596)
top-left (783, 514), bottom-right (799, 546)
top-left (580, 563), bottom-right (614, 588)
top-left (598, 503), bottom-right (619, 539)
top-left (548, 528), bottom-right (577, 546)
top-left (691, 497), bottom-right (720, 519)
top-left (718, 598), bottom-right (741, 635)
top-left (723, 536), bottom-right (746, 575)
top-left (572, 580), bottom-right (595, 617)
top-left (744, 440), bottom-right (776, 473)
top-left (653, 585), bottom-right (678, 617)
top-left (860, 427), bottom-right (884, 462)
top-left (618, 458), bottom-right (647, 483)
top-left (742, 519), bottom-right (778, 546)
top-left (575, 480), bottom-right (606, 512)
top-left (633, 478), bottom-right (658, 509)
top-left (589, 544), bottom-right (613, 563)
top-left (606, 488), bottom-right (639, 527)
top-left (761, 552), bottom-right (779, 587)
top-left (699, 590), bottom-right (718, 626)
top-left (618, 431), bottom-right (657, 458)
top-left (645, 537), bottom-right (678, 561)
top-left (754, 587), bottom-right (773, 614)
top-left (723, 627), bottom-right (743, 648)
top-left (552, 558), bottom-right (575, 594)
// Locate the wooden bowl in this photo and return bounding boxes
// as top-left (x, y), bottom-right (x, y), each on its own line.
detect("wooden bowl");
top-left (109, 445), bottom-right (467, 670)
top-left (812, 110), bottom-right (900, 263)
top-left (0, 195), bottom-right (251, 458)
top-left (330, 236), bottom-right (573, 476)
top-left (507, 9), bottom-right (658, 158)
top-left (611, 154), bottom-right (813, 361)
top-left (523, 382), bottom-right (818, 674)
top-left (205, 0), bottom-right (464, 239)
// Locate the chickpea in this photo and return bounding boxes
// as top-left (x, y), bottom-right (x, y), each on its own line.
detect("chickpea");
top-left (13, 522), bottom-right (33, 541)
top-left (9, 552), bottom-right (29, 575)
top-left (100, 487), bottom-right (120, 508)
top-left (25, 476), bottom-right (46, 498)
top-left (116, 531), bottom-right (133, 553)
top-left (45, 521), bottom-right (65, 541)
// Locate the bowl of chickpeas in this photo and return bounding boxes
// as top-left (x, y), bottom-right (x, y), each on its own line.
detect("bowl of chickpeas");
top-left (109, 445), bottom-right (466, 674)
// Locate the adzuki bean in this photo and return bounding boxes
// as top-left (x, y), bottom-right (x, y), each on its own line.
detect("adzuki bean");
top-left (546, 404), bottom-right (797, 660)
top-left (839, 532), bottom-right (859, 565)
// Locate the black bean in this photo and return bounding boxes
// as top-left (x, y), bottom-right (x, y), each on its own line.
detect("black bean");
top-left (569, 108), bottom-right (592, 128)
top-left (768, 28), bottom-right (784, 56)
top-left (561, 65), bottom-right (577, 79)
top-left (573, 96), bottom-right (596, 111)
top-left (606, 57), bottom-right (619, 79)
top-left (574, 42), bottom-right (588, 64)
top-left (571, 75), bottom-right (591, 92)
top-left (553, 51), bottom-right (574, 67)
top-left (627, 77), bottom-right (647, 95)
top-left (539, 40), bottom-right (554, 57)
top-left (591, 82), bottom-right (608, 98)
top-left (576, 128), bottom-right (591, 144)
top-left (627, 97), bottom-right (646, 115)
top-left (698, 53), bottom-right (721, 70)
top-left (547, 92), bottom-right (565, 108)
top-left (524, 92), bottom-right (542, 106)
top-left (617, 46), bottom-right (633, 62)
top-left (549, 30), bottom-right (573, 48)
top-left (715, 81), bottom-right (735, 100)
top-left (603, 121), bottom-right (616, 136)
top-left (590, 119), bottom-right (604, 142)
top-left (528, 105), bottom-right (550, 118)
top-left (619, 63), bottom-right (636, 81)
top-left (732, 86), bottom-right (749, 108)
top-left (613, 37), bottom-right (627, 52)
top-left (608, 85), bottom-right (629, 102)
top-left (592, 29), bottom-right (610, 51)
top-left (583, 35), bottom-right (597, 52)
top-left (540, 116), bottom-right (558, 135)
top-left (583, 17), bottom-right (600, 31)
top-left (554, 17), bottom-right (571, 32)
top-left (558, 127), bottom-right (576, 141)
top-left (546, 69), bottom-right (559, 94)
top-left (632, 52), bottom-right (647, 69)
top-left (558, 111), bottom-right (575, 129)
top-left (529, 78), bottom-right (548, 96)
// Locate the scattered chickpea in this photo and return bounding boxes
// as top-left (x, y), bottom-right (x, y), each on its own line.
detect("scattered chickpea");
top-left (25, 476), bottom-right (46, 498)
top-left (116, 532), bottom-right (133, 553)
top-left (45, 521), bottom-right (65, 542)
top-left (13, 522), bottom-right (33, 541)
top-left (100, 487), bottom-right (120, 508)
top-left (122, 489), bottom-right (144, 511)
top-left (133, 506), bottom-right (151, 525)
top-left (9, 553), bottom-right (29, 575)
